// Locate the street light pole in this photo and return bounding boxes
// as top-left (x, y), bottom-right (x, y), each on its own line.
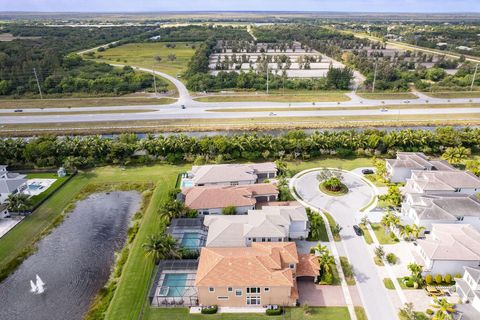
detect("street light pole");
top-left (471, 63), bottom-right (479, 91)
top-left (372, 60), bottom-right (378, 93)
top-left (33, 68), bottom-right (43, 99)
top-left (266, 64), bottom-right (269, 95)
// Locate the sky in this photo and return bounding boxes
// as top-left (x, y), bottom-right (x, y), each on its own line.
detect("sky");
top-left (1, 0), bottom-right (480, 13)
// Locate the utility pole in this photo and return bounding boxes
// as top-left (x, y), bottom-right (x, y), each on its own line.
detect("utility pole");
top-left (471, 63), bottom-right (479, 91)
top-left (266, 64), bottom-right (269, 95)
top-left (372, 60), bottom-right (378, 93)
top-left (152, 68), bottom-right (158, 96)
top-left (33, 68), bottom-right (43, 99)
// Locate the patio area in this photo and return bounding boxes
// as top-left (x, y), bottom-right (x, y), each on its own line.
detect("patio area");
top-left (297, 278), bottom-right (363, 307)
top-left (167, 218), bottom-right (207, 251)
top-left (149, 260), bottom-right (199, 307)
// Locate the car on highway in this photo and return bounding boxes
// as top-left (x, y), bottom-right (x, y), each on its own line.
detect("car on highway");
top-left (353, 225), bottom-right (363, 236)
top-left (269, 112), bottom-right (277, 116)
top-left (181, 105), bottom-right (186, 109)
top-left (380, 108), bottom-right (388, 112)
top-left (362, 169), bottom-right (374, 175)
top-left (14, 109), bottom-right (23, 112)
top-left (403, 100), bottom-right (411, 104)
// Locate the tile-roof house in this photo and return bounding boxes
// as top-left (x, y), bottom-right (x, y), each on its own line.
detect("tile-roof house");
top-left (203, 206), bottom-right (309, 247)
top-left (416, 224), bottom-right (480, 275)
top-left (402, 194), bottom-right (480, 231)
top-left (0, 165), bottom-right (27, 205)
top-left (182, 184), bottom-right (278, 215)
top-left (386, 152), bottom-right (455, 183)
top-left (195, 242), bottom-right (318, 307)
top-left (456, 267), bottom-right (480, 312)
top-left (186, 163), bottom-right (277, 187)
top-left (403, 170), bottom-right (480, 196)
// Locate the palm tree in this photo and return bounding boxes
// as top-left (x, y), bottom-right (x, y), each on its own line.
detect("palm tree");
top-left (318, 251), bottom-right (334, 277)
top-left (411, 224), bottom-right (425, 239)
top-left (431, 298), bottom-right (455, 319)
top-left (310, 243), bottom-right (328, 256)
top-left (441, 146), bottom-right (471, 165)
top-left (400, 225), bottom-right (414, 241)
top-left (6, 193), bottom-right (31, 214)
top-left (142, 234), bottom-right (181, 263)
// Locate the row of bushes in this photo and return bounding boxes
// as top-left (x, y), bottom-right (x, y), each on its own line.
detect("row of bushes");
top-left (425, 273), bottom-right (460, 286)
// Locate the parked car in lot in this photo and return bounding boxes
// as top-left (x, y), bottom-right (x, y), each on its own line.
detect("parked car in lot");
top-left (353, 225), bottom-right (363, 236)
top-left (361, 169), bottom-right (374, 175)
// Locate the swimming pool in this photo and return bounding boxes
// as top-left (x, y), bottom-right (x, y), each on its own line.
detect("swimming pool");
top-left (27, 183), bottom-right (44, 191)
top-left (181, 180), bottom-right (194, 188)
top-left (160, 273), bottom-right (188, 297)
top-left (181, 232), bottom-right (201, 249)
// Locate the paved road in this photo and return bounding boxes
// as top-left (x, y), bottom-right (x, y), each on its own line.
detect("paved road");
top-left (293, 170), bottom-right (398, 320)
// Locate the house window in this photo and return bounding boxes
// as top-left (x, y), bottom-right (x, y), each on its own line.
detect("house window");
top-left (247, 287), bottom-right (260, 294)
top-left (230, 182), bottom-right (239, 186)
top-left (209, 287), bottom-right (215, 293)
top-left (217, 296), bottom-right (229, 300)
top-left (262, 237), bottom-right (266, 242)
top-left (252, 238), bottom-right (257, 242)
top-left (227, 287), bottom-right (233, 292)
top-left (246, 296), bottom-right (261, 305)
top-left (235, 289), bottom-right (242, 296)
top-left (264, 288), bottom-right (270, 292)
top-left (289, 263), bottom-right (295, 269)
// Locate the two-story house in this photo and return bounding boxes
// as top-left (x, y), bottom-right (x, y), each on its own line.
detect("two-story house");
top-left (181, 184), bottom-right (278, 215)
top-left (385, 152), bottom-right (455, 183)
top-left (403, 170), bottom-right (480, 196)
top-left (195, 242), bottom-right (319, 308)
top-left (183, 163), bottom-right (277, 187)
top-left (203, 206), bottom-right (310, 247)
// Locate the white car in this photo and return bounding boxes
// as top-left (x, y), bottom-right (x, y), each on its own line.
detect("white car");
top-left (380, 108), bottom-right (388, 112)
top-left (269, 112), bottom-right (277, 116)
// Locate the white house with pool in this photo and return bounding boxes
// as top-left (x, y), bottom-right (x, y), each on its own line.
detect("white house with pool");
top-left (0, 165), bottom-right (27, 217)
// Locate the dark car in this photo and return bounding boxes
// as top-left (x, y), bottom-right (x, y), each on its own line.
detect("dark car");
top-left (14, 109), bottom-right (23, 113)
top-left (362, 169), bottom-right (374, 175)
top-left (181, 105), bottom-right (186, 109)
top-left (353, 225), bottom-right (363, 236)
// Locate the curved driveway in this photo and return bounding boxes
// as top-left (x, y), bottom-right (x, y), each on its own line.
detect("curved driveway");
top-left (293, 169), bottom-right (398, 320)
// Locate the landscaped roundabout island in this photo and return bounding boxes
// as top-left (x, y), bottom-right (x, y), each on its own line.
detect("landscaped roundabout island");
top-left (317, 169), bottom-right (349, 196)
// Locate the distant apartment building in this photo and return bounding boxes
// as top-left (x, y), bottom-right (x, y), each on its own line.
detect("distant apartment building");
top-left (195, 242), bottom-right (319, 308)
top-left (416, 224), bottom-right (480, 275)
top-left (181, 184), bottom-right (278, 215)
top-left (203, 206), bottom-right (310, 247)
top-left (183, 163), bottom-right (277, 187)
top-left (385, 152), bottom-right (455, 183)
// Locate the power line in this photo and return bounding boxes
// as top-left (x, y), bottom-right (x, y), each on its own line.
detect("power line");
top-left (33, 68), bottom-right (43, 99)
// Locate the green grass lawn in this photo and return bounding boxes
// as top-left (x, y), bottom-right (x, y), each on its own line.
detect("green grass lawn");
top-left (89, 42), bottom-right (198, 78)
top-left (356, 92), bottom-right (418, 100)
top-left (425, 91), bottom-right (480, 99)
top-left (0, 97), bottom-right (176, 109)
top-left (383, 278), bottom-right (395, 290)
top-left (194, 91), bottom-right (350, 103)
top-left (359, 224), bottom-right (373, 245)
top-left (323, 211), bottom-right (341, 242)
top-left (287, 157), bottom-right (373, 176)
top-left (144, 307), bottom-right (351, 320)
top-left (319, 181), bottom-right (349, 196)
top-left (370, 223), bottom-right (399, 245)
top-left (25, 172), bottom-right (69, 208)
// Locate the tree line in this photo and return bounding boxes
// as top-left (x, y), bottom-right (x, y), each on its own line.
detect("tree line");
top-left (0, 25), bottom-right (160, 97)
top-left (1, 127), bottom-right (479, 169)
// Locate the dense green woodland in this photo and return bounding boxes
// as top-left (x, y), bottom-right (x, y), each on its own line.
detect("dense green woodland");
top-left (1, 128), bottom-right (479, 169)
top-left (0, 25), bottom-right (169, 96)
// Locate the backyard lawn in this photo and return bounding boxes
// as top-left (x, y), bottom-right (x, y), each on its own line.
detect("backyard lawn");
top-left (25, 172), bottom-right (70, 208)
top-left (144, 307), bottom-right (352, 320)
top-left (89, 42), bottom-right (199, 78)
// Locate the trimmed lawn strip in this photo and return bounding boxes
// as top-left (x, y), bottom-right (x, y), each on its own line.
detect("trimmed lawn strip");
top-left (323, 211), bottom-right (341, 242)
top-left (340, 256), bottom-right (356, 286)
top-left (425, 91), bottom-right (480, 99)
top-left (195, 93), bottom-right (350, 103)
top-left (383, 278), bottom-right (395, 290)
top-left (356, 92), bottom-right (418, 100)
top-left (374, 257), bottom-right (384, 266)
top-left (5, 109), bottom-right (157, 117)
top-left (359, 224), bottom-right (373, 245)
top-left (355, 307), bottom-right (368, 320)
top-left (0, 97), bottom-right (176, 109)
top-left (370, 223), bottom-right (399, 245)
top-left (144, 307), bottom-right (351, 320)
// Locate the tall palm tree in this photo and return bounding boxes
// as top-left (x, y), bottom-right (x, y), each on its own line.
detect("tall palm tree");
top-left (407, 262), bottom-right (424, 289)
top-left (441, 146), bottom-right (471, 165)
top-left (400, 225), bottom-right (414, 241)
top-left (142, 234), bottom-right (181, 264)
top-left (318, 251), bottom-right (334, 277)
top-left (411, 224), bottom-right (425, 239)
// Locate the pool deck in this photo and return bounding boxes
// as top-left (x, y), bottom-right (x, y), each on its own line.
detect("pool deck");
top-left (24, 178), bottom-right (56, 196)
top-left (0, 216), bottom-right (24, 239)
top-left (152, 269), bottom-right (198, 307)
